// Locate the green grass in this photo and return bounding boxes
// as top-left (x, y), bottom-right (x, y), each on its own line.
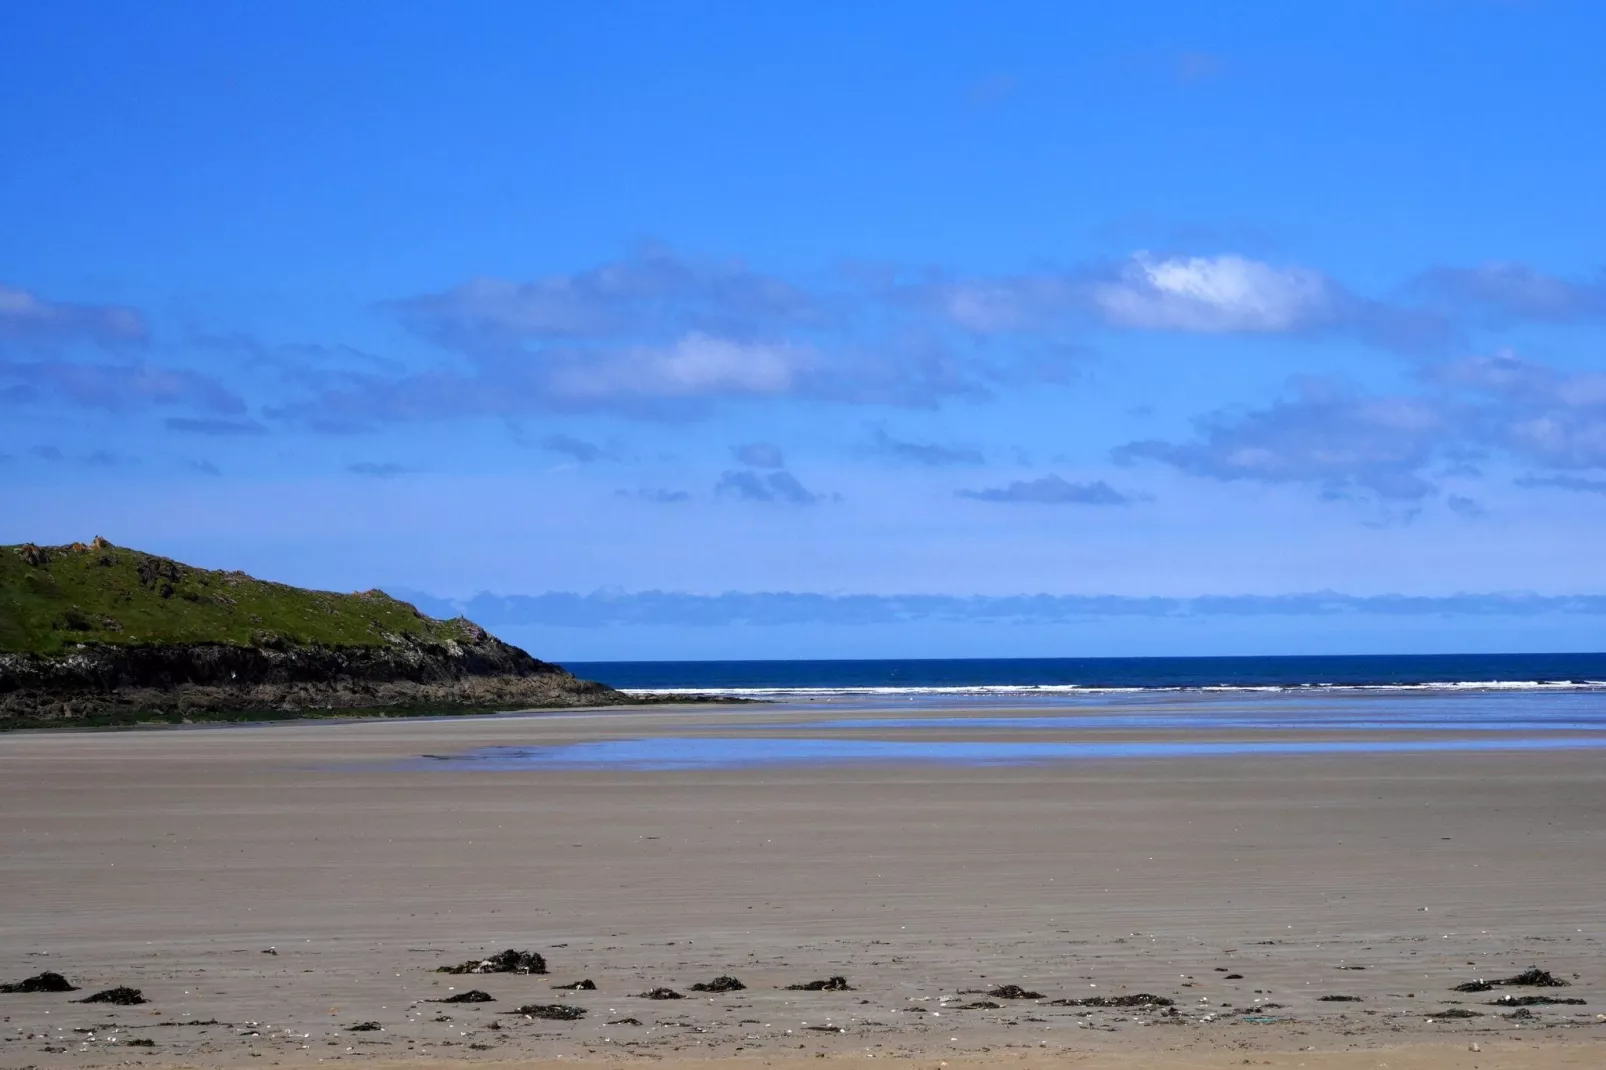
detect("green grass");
top-left (1, 539), bottom-right (468, 656)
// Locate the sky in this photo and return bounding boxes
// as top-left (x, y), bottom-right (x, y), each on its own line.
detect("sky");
top-left (4, 1), bottom-right (1606, 660)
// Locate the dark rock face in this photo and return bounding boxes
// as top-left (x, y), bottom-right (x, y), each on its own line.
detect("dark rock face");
top-left (0, 629), bottom-right (627, 723)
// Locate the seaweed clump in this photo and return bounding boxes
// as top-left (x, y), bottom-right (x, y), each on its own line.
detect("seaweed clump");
top-left (512, 1003), bottom-right (586, 1020)
top-left (438, 949), bottom-right (547, 975)
top-left (1455, 967), bottom-right (1570, 993)
top-left (787, 976), bottom-right (855, 991)
top-left (77, 987), bottom-right (147, 1006)
top-left (435, 990), bottom-right (495, 1003)
top-left (689, 976), bottom-right (745, 993)
top-left (0, 972), bottom-right (78, 993)
top-left (987, 985), bottom-right (1043, 1000)
top-left (1049, 993), bottom-right (1174, 1008)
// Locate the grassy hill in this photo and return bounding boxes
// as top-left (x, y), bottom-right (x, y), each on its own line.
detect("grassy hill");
top-left (1, 538), bottom-right (469, 656)
top-left (0, 539), bottom-right (646, 727)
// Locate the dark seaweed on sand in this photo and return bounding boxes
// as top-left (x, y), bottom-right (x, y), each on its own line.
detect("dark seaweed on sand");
top-left (987, 985), bottom-right (1042, 999)
top-left (956, 1000), bottom-right (1002, 1009)
top-left (1434, 1007), bottom-right (1483, 1018)
top-left (689, 976), bottom-right (745, 993)
top-left (553, 979), bottom-right (596, 990)
top-left (437, 949), bottom-right (547, 975)
top-left (513, 1003), bottom-right (586, 1020)
top-left (77, 987), bottom-right (146, 1006)
top-left (347, 1022), bottom-right (382, 1031)
top-left (607, 1017), bottom-right (643, 1026)
top-left (0, 972), bottom-right (78, 994)
top-left (1048, 993), bottom-right (1174, 1008)
top-left (638, 987), bottom-right (684, 1000)
top-left (1319, 995), bottom-right (1362, 1002)
top-left (434, 990), bottom-right (495, 1003)
top-left (1455, 967), bottom-right (1570, 993)
top-left (787, 976), bottom-right (855, 991)
top-left (1498, 968), bottom-right (1569, 987)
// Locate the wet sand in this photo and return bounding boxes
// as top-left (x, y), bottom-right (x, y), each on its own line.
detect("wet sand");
top-left (1, 702), bottom-right (1603, 1069)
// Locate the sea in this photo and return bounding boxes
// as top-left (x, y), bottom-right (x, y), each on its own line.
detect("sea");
top-left (407, 652), bottom-right (1606, 771)
top-left (565, 652), bottom-right (1606, 699)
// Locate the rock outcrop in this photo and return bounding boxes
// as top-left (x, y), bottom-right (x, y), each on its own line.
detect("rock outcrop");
top-left (0, 626), bottom-right (626, 724)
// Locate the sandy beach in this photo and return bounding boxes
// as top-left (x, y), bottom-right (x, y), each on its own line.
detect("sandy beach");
top-left (2, 701), bottom-right (1603, 1070)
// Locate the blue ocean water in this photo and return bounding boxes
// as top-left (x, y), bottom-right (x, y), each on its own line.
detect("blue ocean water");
top-left (565, 652), bottom-right (1606, 696)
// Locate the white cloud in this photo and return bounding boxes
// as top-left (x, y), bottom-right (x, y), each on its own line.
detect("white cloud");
top-left (1091, 253), bottom-right (1338, 333)
top-left (545, 332), bottom-right (813, 400)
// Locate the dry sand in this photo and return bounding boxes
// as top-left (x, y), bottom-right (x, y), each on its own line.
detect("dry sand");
top-left (1, 702), bottom-right (1603, 1070)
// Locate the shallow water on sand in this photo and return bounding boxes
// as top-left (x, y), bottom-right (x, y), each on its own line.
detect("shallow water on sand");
top-left (414, 688), bottom-right (1606, 771)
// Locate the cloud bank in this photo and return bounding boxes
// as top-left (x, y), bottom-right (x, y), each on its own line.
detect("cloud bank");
top-left (427, 589), bottom-right (1606, 629)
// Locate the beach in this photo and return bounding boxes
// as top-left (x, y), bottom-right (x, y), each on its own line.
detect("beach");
top-left (2, 698), bottom-right (1603, 1070)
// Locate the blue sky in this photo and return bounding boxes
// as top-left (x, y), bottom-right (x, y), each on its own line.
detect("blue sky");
top-left (5, 1), bottom-right (1606, 659)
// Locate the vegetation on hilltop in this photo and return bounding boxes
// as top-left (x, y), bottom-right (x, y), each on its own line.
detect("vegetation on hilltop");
top-left (1, 538), bottom-right (469, 656)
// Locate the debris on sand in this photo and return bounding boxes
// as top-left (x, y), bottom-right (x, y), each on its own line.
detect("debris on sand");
top-left (804, 1024), bottom-right (846, 1032)
top-left (434, 990), bottom-right (495, 1003)
top-left (1434, 1007), bottom-right (1483, 1018)
top-left (126, 1037), bottom-right (155, 1047)
top-left (553, 979), bottom-right (596, 990)
top-left (438, 949), bottom-right (547, 975)
top-left (1453, 981), bottom-right (1494, 993)
top-left (638, 988), bottom-right (684, 1000)
top-left (76, 987), bottom-right (147, 1006)
top-left (787, 976), bottom-right (855, 992)
top-left (512, 1004), bottom-right (586, 1020)
top-left (607, 1017), bottom-right (643, 1026)
top-left (0, 972), bottom-right (79, 994)
top-left (689, 976), bottom-right (745, 993)
top-left (347, 1022), bottom-right (383, 1031)
top-left (1223, 973), bottom-right (1244, 979)
top-left (1489, 994), bottom-right (1586, 1007)
top-left (1319, 995), bottom-right (1363, 1002)
top-left (1049, 994), bottom-right (1174, 1008)
top-left (1506, 1008), bottom-right (1537, 1020)
top-left (986, 985), bottom-right (1043, 1000)
top-left (955, 1000), bottom-right (1002, 1010)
